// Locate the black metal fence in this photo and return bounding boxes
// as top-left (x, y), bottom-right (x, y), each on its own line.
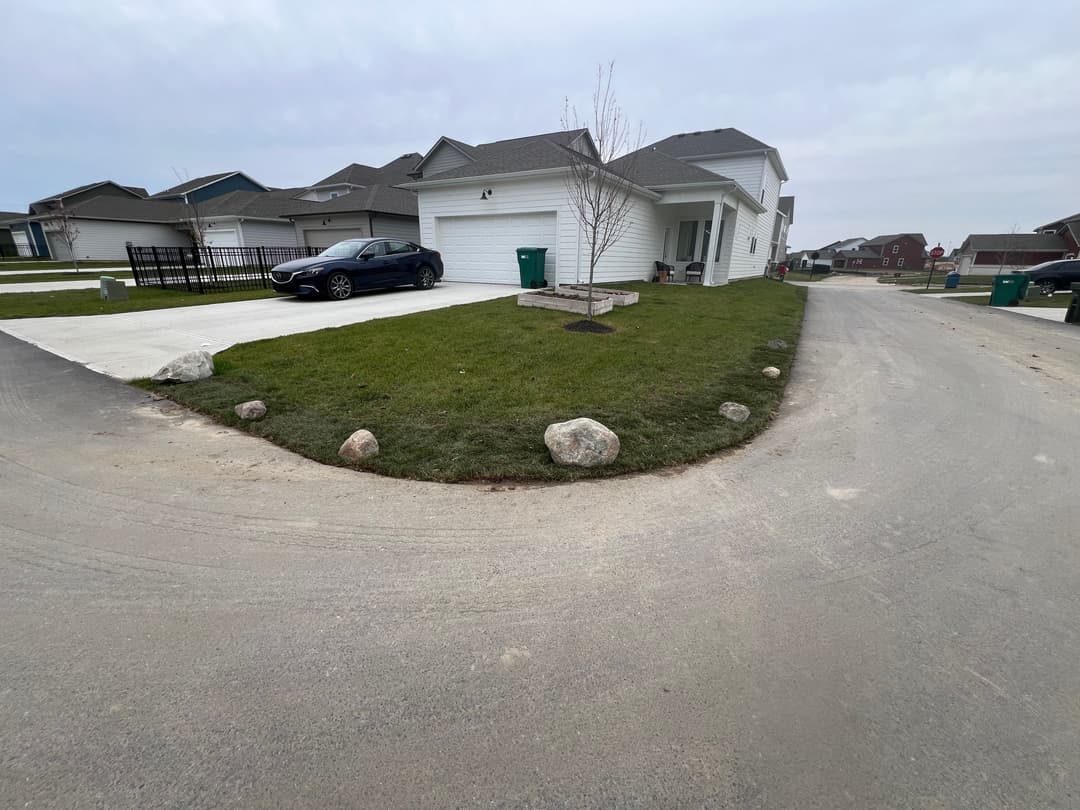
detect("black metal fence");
top-left (126, 245), bottom-right (326, 292)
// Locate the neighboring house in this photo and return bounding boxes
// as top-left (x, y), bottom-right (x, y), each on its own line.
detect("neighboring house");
top-left (1034, 211), bottom-right (1080, 256)
top-left (282, 154), bottom-right (422, 247)
top-left (771, 196), bottom-right (794, 267)
top-left (401, 127), bottom-right (788, 286)
top-left (29, 197), bottom-right (192, 260)
top-left (0, 212), bottom-right (24, 257)
top-left (831, 233), bottom-right (927, 271)
top-left (148, 171), bottom-right (268, 204)
top-left (955, 233), bottom-right (1071, 274)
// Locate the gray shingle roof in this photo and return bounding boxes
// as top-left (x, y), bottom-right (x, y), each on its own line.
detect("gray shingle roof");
top-left (30, 180), bottom-right (143, 206)
top-left (37, 196), bottom-right (188, 223)
top-left (0, 211), bottom-right (26, 223)
top-left (961, 233), bottom-right (1070, 251)
top-left (837, 248), bottom-right (880, 259)
top-left (778, 195), bottom-right (794, 223)
top-left (411, 130), bottom-right (590, 182)
top-left (863, 233), bottom-right (928, 246)
top-left (280, 185), bottom-right (418, 218)
top-left (199, 188), bottom-right (320, 218)
top-left (608, 148), bottom-right (732, 186)
top-left (1035, 211), bottom-right (1080, 231)
top-left (311, 153), bottom-right (422, 188)
top-left (150, 171), bottom-right (242, 198)
top-left (646, 128), bottom-right (773, 158)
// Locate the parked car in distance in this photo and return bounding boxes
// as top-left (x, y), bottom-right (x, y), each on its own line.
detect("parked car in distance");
top-left (270, 238), bottom-right (443, 299)
top-left (1023, 258), bottom-right (1080, 296)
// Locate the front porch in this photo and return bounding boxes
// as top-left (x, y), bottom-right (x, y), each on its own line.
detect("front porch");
top-left (655, 193), bottom-right (739, 286)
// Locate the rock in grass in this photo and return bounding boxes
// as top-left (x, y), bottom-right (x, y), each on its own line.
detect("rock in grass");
top-left (544, 418), bottom-right (620, 467)
top-left (767, 339), bottom-right (788, 350)
top-left (762, 366), bottom-right (781, 379)
top-left (234, 400), bottom-right (267, 420)
top-left (719, 402), bottom-right (751, 423)
top-left (150, 350), bottom-right (214, 383)
top-left (339, 429), bottom-right (379, 462)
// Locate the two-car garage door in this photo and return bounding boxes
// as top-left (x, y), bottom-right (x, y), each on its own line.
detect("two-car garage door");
top-left (436, 213), bottom-right (556, 284)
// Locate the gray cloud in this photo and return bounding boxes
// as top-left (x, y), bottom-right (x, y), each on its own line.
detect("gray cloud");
top-left (3, 0), bottom-right (1077, 249)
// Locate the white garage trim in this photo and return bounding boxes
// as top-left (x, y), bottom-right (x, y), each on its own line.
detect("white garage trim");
top-left (435, 212), bottom-right (557, 284)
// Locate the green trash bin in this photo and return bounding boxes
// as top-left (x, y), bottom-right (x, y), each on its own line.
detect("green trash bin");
top-left (516, 247), bottom-right (548, 289)
top-left (989, 273), bottom-right (1028, 307)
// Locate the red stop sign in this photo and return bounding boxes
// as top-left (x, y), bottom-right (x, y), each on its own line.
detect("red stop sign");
top-left (930, 245), bottom-right (945, 259)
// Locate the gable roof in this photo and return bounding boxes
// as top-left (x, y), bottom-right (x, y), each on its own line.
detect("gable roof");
top-left (411, 130), bottom-right (590, 181)
top-left (1035, 211), bottom-right (1080, 231)
top-left (836, 248), bottom-right (881, 259)
top-left (863, 233), bottom-right (927, 246)
top-left (608, 147), bottom-right (733, 186)
top-left (149, 171), bottom-right (267, 198)
top-left (0, 211), bottom-right (26, 223)
top-left (30, 180), bottom-right (145, 206)
top-left (311, 152), bottom-right (423, 189)
top-left (200, 188), bottom-right (322, 219)
top-left (960, 233), bottom-right (1070, 252)
top-left (32, 195), bottom-right (188, 223)
top-left (646, 128), bottom-right (773, 158)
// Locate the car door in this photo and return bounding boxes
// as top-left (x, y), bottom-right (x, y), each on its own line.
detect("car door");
top-left (354, 240), bottom-right (393, 288)
top-left (1064, 260), bottom-right (1080, 286)
top-left (385, 240), bottom-right (421, 284)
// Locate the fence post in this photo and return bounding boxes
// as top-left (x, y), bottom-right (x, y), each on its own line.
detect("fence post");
top-left (207, 245), bottom-right (218, 284)
top-left (178, 247), bottom-right (193, 293)
top-left (126, 245), bottom-right (141, 287)
top-left (151, 246), bottom-right (165, 288)
top-left (257, 246), bottom-right (268, 289)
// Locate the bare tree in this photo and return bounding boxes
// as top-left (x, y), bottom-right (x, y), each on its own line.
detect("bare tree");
top-left (172, 168), bottom-right (207, 247)
top-left (997, 224), bottom-right (1022, 275)
top-left (562, 63), bottom-right (645, 320)
top-left (52, 200), bottom-right (81, 272)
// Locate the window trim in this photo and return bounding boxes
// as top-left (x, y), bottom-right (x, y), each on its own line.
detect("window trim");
top-left (892, 244), bottom-right (900, 254)
top-left (882, 257), bottom-right (889, 267)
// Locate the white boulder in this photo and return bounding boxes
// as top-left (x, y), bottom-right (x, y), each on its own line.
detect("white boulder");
top-left (544, 417), bottom-right (620, 467)
top-left (338, 429), bottom-right (379, 462)
top-left (719, 402), bottom-right (751, 423)
top-left (234, 400), bottom-right (267, 420)
top-left (150, 350), bottom-right (214, 383)
top-left (762, 366), bottom-right (781, 379)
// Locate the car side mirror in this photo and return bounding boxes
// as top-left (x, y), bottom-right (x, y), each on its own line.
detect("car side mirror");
top-left (358, 253), bottom-right (370, 260)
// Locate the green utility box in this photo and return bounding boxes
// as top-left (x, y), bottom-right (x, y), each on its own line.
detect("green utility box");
top-left (989, 273), bottom-right (1028, 307)
top-left (516, 247), bottom-right (549, 289)
top-left (1066, 283), bottom-right (1080, 325)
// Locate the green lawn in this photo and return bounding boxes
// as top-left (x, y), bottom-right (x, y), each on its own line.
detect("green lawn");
top-left (0, 260), bottom-right (125, 272)
top-left (782, 270), bottom-right (831, 282)
top-left (142, 280), bottom-right (807, 483)
top-left (879, 272), bottom-right (995, 288)
top-left (0, 286), bottom-right (276, 319)
top-left (0, 270), bottom-right (134, 284)
top-left (945, 294), bottom-right (1071, 309)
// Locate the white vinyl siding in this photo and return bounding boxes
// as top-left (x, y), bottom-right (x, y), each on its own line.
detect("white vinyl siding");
top-left (47, 233), bottom-right (73, 261)
top-left (240, 220), bottom-right (301, 248)
top-left (423, 143), bottom-right (472, 177)
top-left (436, 213), bottom-right (557, 283)
top-left (371, 215), bottom-right (420, 242)
top-left (591, 195), bottom-right (663, 284)
top-left (305, 227), bottom-right (366, 249)
top-left (42, 220), bottom-right (190, 260)
top-left (689, 154), bottom-right (766, 197)
top-left (724, 203), bottom-right (763, 281)
top-left (292, 214), bottom-right (371, 248)
top-left (203, 229), bottom-right (239, 248)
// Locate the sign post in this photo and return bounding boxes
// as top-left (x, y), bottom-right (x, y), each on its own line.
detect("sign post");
top-left (810, 251), bottom-right (820, 282)
top-left (925, 244), bottom-right (945, 290)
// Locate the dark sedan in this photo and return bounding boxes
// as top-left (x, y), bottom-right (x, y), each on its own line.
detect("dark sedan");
top-left (1023, 258), bottom-right (1080, 296)
top-left (271, 238), bottom-right (443, 299)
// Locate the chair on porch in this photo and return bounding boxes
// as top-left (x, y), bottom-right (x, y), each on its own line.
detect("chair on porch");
top-left (654, 260), bottom-right (674, 283)
top-left (684, 262), bottom-right (705, 284)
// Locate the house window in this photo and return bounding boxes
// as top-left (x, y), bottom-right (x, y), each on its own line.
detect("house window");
top-left (676, 221), bottom-right (698, 262)
top-left (897, 257), bottom-right (905, 268)
top-left (750, 237), bottom-right (757, 255)
top-left (882, 257), bottom-right (889, 266)
top-left (699, 219), bottom-right (725, 261)
top-left (892, 244), bottom-right (900, 254)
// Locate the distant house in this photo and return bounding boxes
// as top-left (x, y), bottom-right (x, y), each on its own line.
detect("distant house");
top-left (0, 211), bottom-right (25, 257)
top-left (771, 196), bottom-right (795, 267)
top-left (148, 171), bottom-right (268, 204)
top-left (956, 232), bottom-right (1072, 274)
top-left (1033, 211), bottom-right (1080, 256)
top-left (832, 233), bottom-right (927, 271)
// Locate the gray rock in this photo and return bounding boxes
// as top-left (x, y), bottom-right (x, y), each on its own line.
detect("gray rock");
top-left (234, 400), bottom-right (267, 420)
top-left (719, 402), bottom-right (751, 423)
top-left (544, 417), bottom-right (620, 467)
top-left (150, 350), bottom-right (214, 383)
top-left (338, 429), bottom-right (379, 462)
top-left (767, 339), bottom-right (788, 350)
top-left (762, 366), bottom-right (781, 379)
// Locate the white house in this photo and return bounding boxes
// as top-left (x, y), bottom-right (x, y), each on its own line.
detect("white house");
top-left (401, 127), bottom-right (790, 286)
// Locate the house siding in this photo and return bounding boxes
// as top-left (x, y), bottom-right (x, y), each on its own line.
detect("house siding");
top-left (239, 220), bottom-right (301, 248)
top-left (370, 215), bottom-right (421, 242)
top-left (725, 202), bottom-right (763, 281)
top-left (186, 175), bottom-right (265, 204)
top-left (292, 214), bottom-right (371, 247)
top-left (591, 194), bottom-right (664, 284)
top-left (688, 154), bottom-right (766, 197)
top-left (44, 220), bottom-right (190, 260)
top-left (423, 144), bottom-right (472, 178)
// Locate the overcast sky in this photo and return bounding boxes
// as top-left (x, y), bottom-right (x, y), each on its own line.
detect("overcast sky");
top-left (3, 0), bottom-right (1077, 250)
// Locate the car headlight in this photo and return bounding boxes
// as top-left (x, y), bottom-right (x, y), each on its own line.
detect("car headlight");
top-left (296, 266), bottom-right (324, 277)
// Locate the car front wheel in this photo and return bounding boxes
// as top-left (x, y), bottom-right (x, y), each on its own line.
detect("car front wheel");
top-left (1038, 279), bottom-right (1056, 296)
top-left (326, 271), bottom-right (353, 300)
top-left (415, 265), bottom-right (437, 290)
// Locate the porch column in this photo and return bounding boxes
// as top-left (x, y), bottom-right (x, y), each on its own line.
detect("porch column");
top-left (703, 195), bottom-right (726, 285)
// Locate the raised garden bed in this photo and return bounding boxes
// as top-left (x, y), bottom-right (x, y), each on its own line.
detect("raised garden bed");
top-left (562, 285), bottom-right (639, 306)
top-left (517, 290), bottom-right (614, 316)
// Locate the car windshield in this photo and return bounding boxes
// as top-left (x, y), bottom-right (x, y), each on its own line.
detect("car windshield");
top-left (319, 239), bottom-right (371, 258)
top-left (1023, 260), bottom-right (1061, 273)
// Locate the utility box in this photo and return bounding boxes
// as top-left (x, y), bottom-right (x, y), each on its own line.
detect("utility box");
top-left (516, 247), bottom-right (549, 289)
top-left (100, 276), bottom-right (129, 301)
top-left (989, 274), bottom-right (1027, 307)
top-left (1066, 282), bottom-right (1080, 325)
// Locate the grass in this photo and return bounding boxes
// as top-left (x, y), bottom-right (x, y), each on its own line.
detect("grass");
top-left (781, 270), bottom-right (831, 282)
top-left (140, 280), bottom-right (807, 483)
top-left (0, 270), bottom-right (134, 284)
top-left (0, 260), bottom-right (125, 272)
top-left (878, 272), bottom-right (994, 288)
top-left (0, 286), bottom-right (276, 319)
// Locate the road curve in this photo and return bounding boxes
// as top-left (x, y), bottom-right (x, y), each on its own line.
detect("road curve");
top-left (2, 282), bottom-right (1078, 808)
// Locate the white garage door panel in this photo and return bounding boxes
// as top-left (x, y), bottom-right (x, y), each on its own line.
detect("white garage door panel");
top-left (436, 213), bottom-right (556, 284)
top-left (13, 232), bottom-right (32, 256)
top-left (304, 227), bottom-right (364, 249)
top-left (204, 229), bottom-right (239, 248)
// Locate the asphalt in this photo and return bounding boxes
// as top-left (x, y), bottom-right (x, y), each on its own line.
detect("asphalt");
top-left (0, 282), bottom-right (519, 379)
top-left (1, 280), bottom-right (1079, 808)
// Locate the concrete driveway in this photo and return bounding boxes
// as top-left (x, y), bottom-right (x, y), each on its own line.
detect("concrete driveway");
top-left (0, 282), bottom-right (518, 379)
top-left (2, 283), bottom-right (1079, 807)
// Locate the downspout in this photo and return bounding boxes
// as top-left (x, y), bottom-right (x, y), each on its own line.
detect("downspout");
top-left (368, 212), bottom-right (375, 237)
